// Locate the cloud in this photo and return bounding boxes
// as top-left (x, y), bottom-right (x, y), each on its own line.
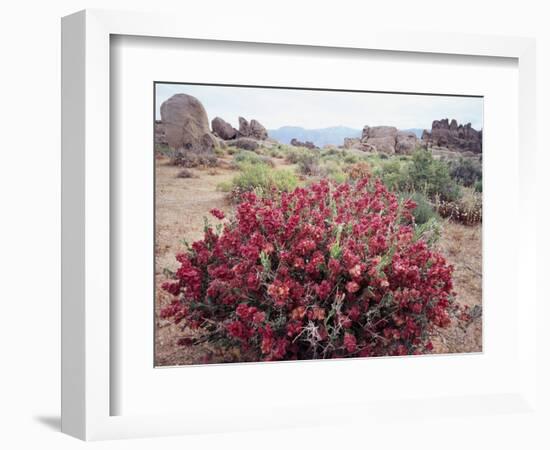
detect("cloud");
top-left (155, 83), bottom-right (483, 131)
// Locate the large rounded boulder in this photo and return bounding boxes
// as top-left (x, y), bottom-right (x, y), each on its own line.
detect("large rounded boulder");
top-left (212, 117), bottom-right (237, 140)
top-left (238, 116), bottom-right (268, 140)
top-left (250, 119), bottom-right (268, 140)
top-left (160, 93), bottom-right (217, 154)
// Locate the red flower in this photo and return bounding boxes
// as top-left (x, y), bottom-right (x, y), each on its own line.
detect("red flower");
top-left (348, 264), bottom-right (363, 279)
top-left (236, 303), bottom-right (251, 319)
top-left (267, 280), bottom-right (290, 306)
top-left (346, 281), bottom-right (360, 293)
top-left (210, 208), bottom-right (225, 220)
top-left (252, 311), bottom-right (266, 324)
top-left (344, 333), bottom-right (357, 353)
top-left (315, 280), bottom-right (332, 300)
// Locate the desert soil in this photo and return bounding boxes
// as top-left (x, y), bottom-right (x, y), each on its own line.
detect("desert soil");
top-left (154, 155), bottom-right (482, 366)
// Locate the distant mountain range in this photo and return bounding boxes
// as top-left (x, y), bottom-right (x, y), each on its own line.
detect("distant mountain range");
top-left (268, 126), bottom-right (424, 147)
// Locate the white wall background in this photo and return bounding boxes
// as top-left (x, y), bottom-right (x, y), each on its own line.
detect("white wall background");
top-left (0, 1), bottom-right (547, 449)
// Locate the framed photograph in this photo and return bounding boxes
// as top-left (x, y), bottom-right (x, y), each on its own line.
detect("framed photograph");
top-left (62, 9), bottom-right (539, 441)
top-left (153, 82), bottom-right (484, 367)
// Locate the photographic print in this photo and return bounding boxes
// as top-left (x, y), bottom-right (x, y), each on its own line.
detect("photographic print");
top-left (154, 83), bottom-right (482, 366)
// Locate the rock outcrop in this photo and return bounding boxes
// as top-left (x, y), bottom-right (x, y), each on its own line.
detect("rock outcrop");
top-left (290, 138), bottom-right (317, 149)
top-left (211, 117), bottom-right (237, 140)
top-left (250, 119), bottom-right (268, 140)
top-left (395, 130), bottom-right (418, 154)
top-left (225, 137), bottom-right (259, 151)
top-left (422, 118), bottom-right (482, 153)
top-left (343, 126), bottom-right (418, 154)
top-left (343, 137), bottom-right (362, 150)
top-left (238, 117), bottom-right (268, 140)
top-left (238, 117), bottom-right (251, 137)
top-left (362, 126), bottom-right (398, 154)
top-left (160, 93), bottom-right (218, 154)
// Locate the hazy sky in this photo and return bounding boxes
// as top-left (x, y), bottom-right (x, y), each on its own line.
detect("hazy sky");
top-left (155, 83), bottom-right (483, 131)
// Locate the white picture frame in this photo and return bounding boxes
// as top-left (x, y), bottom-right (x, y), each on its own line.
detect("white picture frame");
top-left (61, 9), bottom-right (539, 441)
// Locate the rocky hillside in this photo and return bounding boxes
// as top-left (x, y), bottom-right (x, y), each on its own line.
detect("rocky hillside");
top-left (342, 126), bottom-right (418, 155)
top-left (422, 119), bottom-right (482, 153)
top-left (155, 94), bottom-right (482, 157)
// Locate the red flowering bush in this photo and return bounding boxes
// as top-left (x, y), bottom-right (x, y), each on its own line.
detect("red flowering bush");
top-left (161, 177), bottom-right (455, 361)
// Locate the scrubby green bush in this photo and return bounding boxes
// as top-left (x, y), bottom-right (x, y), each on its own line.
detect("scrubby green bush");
top-left (448, 157), bottom-right (482, 188)
top-left (321, 147), bottom-right (340, 157)
top-left (221, 164), bottom-right (298, 202)
top-left (268, 148), bottom-right (284, 158)
top-left (375, 159), bottom-right (407, 192)
top-left (285, 147), bottom-right (317, 165)
top-left (328, 170), bottom-right (347, 183)
top-left (155, 143), bottom-right (172, 155)
top-left (406, 192), bottom-right (439, 225)
top-left (406, 149), bottom-right (460, 202)
top-left (298, 153), bottom-right (322, 176)
top-left (233, 150), bottom-right (274, 168)
top-left (343, 153), bottom-right (359, 164)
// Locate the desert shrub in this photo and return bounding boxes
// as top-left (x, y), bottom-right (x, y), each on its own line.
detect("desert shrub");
top-left (320, 161), bottom-right (346, 183)
top-left (216, 180), bottom-right (232, 193)
top-left (321, 147), bottom-right (340, 157)
top-left (225, 164), bottom-right (298, 202)
top-left (233, 150), bottom-right (274, 168)
top-left (448, 157), bottom-right (482, 187)
top-left (285, 147), bottom-right (316, 165)
top-left (435, 189), bottom-right (482, 225)
top-left (343, 153), bottom-right (359, 164)
top-left (226, 146), bottom-right (239, 155)
top-left (161, 177), bottom-right (456, 361)
top-left (268, 148), bottom-right (284, 158)
top-left (234, 150), bottom-right (261, 165)
top-left (329, 170), bottom-right (347, 184)
top-left (177, 169), bottom-right (196, 179)
top-left (375, 159), bottom-right (407, 192)
top-left (298, 153), bottom-right (322, 176)
top-left (155, 143), bottom-right (172, 156)
top-left (284, 147), bottom-right (303, 164)
top-left (474, 180), bottom-right (482, 193)
top-left (406, 149), bottom-right (460, 202)
top-left (345, 162), bottom-right (371, 181)
top-left (406, 192), bottom-right (438, 225)
top-left (171, 151), bottom-right (217, 168)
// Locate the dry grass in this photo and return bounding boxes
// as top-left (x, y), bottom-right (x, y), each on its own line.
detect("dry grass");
top-left (431, 221), bottom-right (482, 354)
